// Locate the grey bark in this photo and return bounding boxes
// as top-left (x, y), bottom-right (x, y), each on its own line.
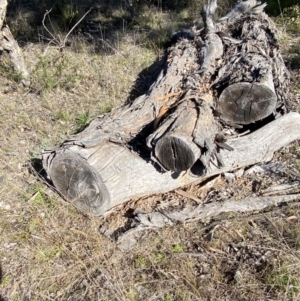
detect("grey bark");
top-left (0, 0), bottom-right (7, 29)
top-left (41, 0), bottom-right (294, 216)
top-left (113, 194), bottom-right (300, 251)
top-left (0, 0), bottom-right (29, 85)
top-left (215, 15), bottom-right (289, 125)
top-left (42, 112), bottom-right (300, 215)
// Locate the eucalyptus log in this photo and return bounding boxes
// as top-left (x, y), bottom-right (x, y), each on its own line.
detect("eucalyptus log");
top-left (147, 100), bottom-right (201, 172)
top-left (42, 112), bottom-right (300, 215)
top-left (213, 3), bottom-right (289, 125)
top-left (0, 0), bottom-right (29, 85)
top-left (42, 0), bottom-right (293, 216)
top-left (147, 0), bottom-right (290, 172)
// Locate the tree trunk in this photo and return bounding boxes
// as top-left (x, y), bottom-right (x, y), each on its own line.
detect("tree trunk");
top-left (42, 0), bottom-right (294, 216)
top-left (0, 0), bottom-right (29, 85)
top-left (0, 0), bottom-right (7, 29)
top-left (42, 112), bottom-right (300, 215)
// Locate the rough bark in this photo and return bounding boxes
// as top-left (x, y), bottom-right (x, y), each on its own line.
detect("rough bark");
top-left (41, 0), bottom-right (293, 216)
top-left (42, 112), bottom-right (300, 215)
top-left (112, 194), bottom-right (300, 251)
top-left (214, 14), bottom-right (289, 125)
top-left (0, 0), bottom-right (7, 29)
top-left (0, 0), bottom-right (29, 85)
top-left (147, 0), bottom-right (290, 171)
top-left (147, 100), bottom-right (201, 172)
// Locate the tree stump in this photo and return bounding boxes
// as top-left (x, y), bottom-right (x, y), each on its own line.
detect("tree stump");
top-left (42, 0), bottom-right (295, 216)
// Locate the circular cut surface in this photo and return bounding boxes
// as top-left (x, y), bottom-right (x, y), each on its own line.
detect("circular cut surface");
top-left (218, 82), bottom-right (277, 124)
top-left (155, 136), bottom-right (197, 172)
top-left (49, 152), bottom-right (110, 215)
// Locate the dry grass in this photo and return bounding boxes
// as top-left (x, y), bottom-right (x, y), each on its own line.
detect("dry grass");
top-left (1, 1), bottom-right (300, 301)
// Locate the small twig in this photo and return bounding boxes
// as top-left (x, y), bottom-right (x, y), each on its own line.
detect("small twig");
top-left (208, 246), bottom-right (226, 254)
top-left (42, 8), bottom-right (60, 46)
top-left (27, 191), bottom-right (39, 203)
top-left (175, 189), bottom-right (203, 204)
top-left (98, 37), bottom-right (127, 58)
top-left (42, 7), bottom-right (92, 52)
top-left (62, 8), bottom-right (92, 49)
top-left (234, 229), bottom-right (246, 241)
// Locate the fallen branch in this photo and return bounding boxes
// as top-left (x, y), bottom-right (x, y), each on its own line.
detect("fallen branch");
top-left (112, 194), bottom-right (300, 250)
top-left (262, 181), bottom-right (300, 195)
top-left (43, 112), bottom-right (300, 215)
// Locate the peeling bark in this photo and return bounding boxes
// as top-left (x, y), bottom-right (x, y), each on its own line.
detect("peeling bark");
top-left (112, 194), bottom-right (300, 251)
top-left (41, 0), bottom-right (294, 216)
top-left (0, 0), bottom-right (29, 85)
top-left (42, 112), bottom-right (300, 215)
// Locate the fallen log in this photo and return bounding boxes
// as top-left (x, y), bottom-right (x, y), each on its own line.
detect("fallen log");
top-left (42, 0), bottom-right (295, 216)
top-left (42, 112), bottom-right (300, 215)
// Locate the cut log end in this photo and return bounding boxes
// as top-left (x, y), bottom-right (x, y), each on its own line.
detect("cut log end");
top-left (49, 153), bottom-right (110, 215)
top-left (218, 82), bottom-right (277, 125)
top-left (155, 136), bottom-right (201, 172)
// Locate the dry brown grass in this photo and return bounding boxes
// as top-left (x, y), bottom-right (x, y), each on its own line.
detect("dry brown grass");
top-left (1, 1), bottom-right (300, 301)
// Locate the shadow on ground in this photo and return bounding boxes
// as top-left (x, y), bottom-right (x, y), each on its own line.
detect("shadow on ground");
top-left (6, 0), bottom-right (199, 53)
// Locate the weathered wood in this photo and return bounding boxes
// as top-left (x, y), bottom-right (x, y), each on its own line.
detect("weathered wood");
top-left (145, 0), bottom-right (224, 172)
top-left (0, 0), bottom-right (29, 85)
top-left (43, 112), bottom-right (300, 215)
top-left (147, 94), bottom-right (221, 172)
top-left (214, 7), bottom-right (289, 125)
top-left (0, 25), bottom-right (29, 83)
top-left (48, 151), bottom-right (110, 215)
top-left (147, 100), bottom-right (201, 172)
top-left (0, 0), bottom-right (7, 29)
top-left (218, 80), bottom-right (277, 125)
top-left (113, 193), bottom-right (300, 251)
top-left (62, 35), bottom-right (200, 149)
top-left (41, 0), bottom-right (293, 215)
top-left (146, 0), bottom-right (289, 171)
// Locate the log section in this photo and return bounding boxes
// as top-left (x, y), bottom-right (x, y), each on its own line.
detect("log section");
top-left (214, 9), bottom-right (289, 125)
top-left (41, 0), bottom-right (293, 215)
top-left (43, 112), bottom-right (300, 215)
top-left (147, 100), bottom-right (201, 172)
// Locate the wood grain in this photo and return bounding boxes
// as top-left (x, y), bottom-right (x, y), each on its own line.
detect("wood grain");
top-left (41, 0), bottom-right (294, 215)
top-left (43, 113), bottom-right (300, 215)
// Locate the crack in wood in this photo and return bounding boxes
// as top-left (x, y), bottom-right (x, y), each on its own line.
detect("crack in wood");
top-left (40, 0), bottom-right (294, 216)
